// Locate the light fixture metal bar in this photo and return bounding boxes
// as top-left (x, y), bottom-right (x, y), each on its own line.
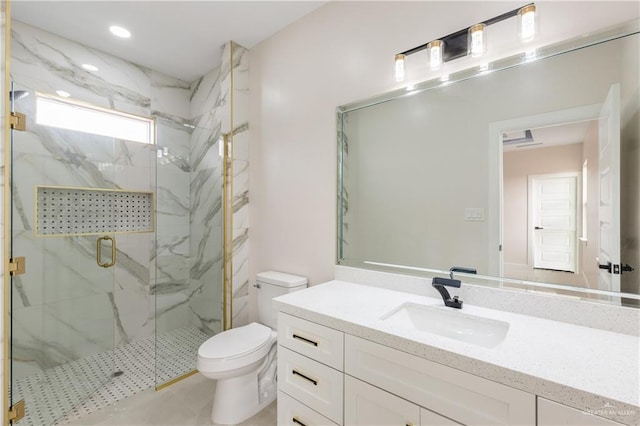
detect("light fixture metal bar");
top-left (397, 3), bottom-right (534, 60)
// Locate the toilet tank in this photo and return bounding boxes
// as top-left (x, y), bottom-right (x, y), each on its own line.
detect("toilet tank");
top-left (257, 271), bottom-right (307, 330)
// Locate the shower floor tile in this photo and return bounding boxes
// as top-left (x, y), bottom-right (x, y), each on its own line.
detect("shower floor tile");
top-left (12, 326), bottom-right (211, 426)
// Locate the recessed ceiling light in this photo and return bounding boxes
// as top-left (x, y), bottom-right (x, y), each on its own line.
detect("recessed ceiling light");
top-left (82, 63), bottom-right (99, 72)
top-left (109, 25), bottom-right (131, 39)
top-left (56, 90), bottom-right (71, 98)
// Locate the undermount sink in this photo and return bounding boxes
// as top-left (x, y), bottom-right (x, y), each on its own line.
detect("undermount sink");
top-left (380, 303), bottom-right (510, 348)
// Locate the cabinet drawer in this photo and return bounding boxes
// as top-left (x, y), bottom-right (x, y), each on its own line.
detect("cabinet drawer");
top-left (278, 346), bottom-right (343, 424)
top-left (345, 335), bottom-right (535, 425)
top-left (278, 312), bottom-right (344, 370)
top-left (538, 398), bottom-right (625, 426)
top-left (345, 375), bottom-right (420, 426)
top-left (278, 391), bottom-right (340, 426)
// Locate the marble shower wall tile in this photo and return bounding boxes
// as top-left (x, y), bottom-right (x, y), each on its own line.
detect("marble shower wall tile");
top-left (338, 113), bottom-right (350, 256)
top-left (231, 43), bottom-right (250, 328)
top-left (188, 53), bottom-right (224, 333)
top-left (11, 21), bottom-right (152, 116)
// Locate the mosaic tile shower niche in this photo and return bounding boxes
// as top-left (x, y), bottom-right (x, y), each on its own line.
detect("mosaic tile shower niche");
top-left (36, 187), bottom-right (154, 236)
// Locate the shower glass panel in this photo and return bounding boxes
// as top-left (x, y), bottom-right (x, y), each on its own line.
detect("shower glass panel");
top-left (154, 120), bottom-right (224, 387)
top-left (9, 83), bottom-right (119, 425)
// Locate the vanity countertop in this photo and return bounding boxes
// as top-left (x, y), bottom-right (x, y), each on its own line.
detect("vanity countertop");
top-left (273, 280), bottom-right (640, 425)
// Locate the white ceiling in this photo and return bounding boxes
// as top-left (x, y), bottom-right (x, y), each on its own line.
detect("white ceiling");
top-left (503, 120), bottom-right (595, 152)
top-left (11, 1), bottom-right (327, 82)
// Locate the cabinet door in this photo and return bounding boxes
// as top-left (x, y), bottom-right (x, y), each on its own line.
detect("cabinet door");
top-left (421, 408), bottom-right (463, 426)
top-left (538, 398), bottom-right (625, 426)
top-left (345, 375), bottom-right (420, 426)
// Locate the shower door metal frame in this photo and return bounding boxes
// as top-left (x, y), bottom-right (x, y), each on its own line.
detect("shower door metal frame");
top-left (4, 0), bottom-right (15, 422)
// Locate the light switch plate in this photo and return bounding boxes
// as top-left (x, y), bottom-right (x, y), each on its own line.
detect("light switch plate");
top-left (465, 207), bottom-right (485, 221)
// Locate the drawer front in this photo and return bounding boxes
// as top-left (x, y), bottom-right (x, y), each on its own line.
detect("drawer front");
top-left (345, 375), bottom-right (420, 426)
top-left (278, 346), bottom-right (343, 424)
top-left (278, 391), bottom-right (340, 426)
top-left (345, 335), bottom-right (535, 426)
top-left (538, 398), bottom-right (625, 426)
top-left (278, 312), bottom-right (344, 370)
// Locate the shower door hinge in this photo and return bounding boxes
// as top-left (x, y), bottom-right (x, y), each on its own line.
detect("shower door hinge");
top-left (8, 399), bottom-right (26, 423)
top-left (9, 257), bottom-right (26, 276)
top-left (10, 112), bottom-right (27, 131)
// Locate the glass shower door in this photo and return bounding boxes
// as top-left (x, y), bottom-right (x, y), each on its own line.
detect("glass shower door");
top-left (9, 83), bottom-right (117, 425)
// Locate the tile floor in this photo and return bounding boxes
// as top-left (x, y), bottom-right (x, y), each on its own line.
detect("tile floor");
top-left (13, 326), bottom-right (211, 426)
top-left (65, 373), bottom-right (277, 426)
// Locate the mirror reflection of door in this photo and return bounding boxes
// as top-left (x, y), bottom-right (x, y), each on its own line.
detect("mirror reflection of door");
top-left (597, 84), bottom-right (621, 293)
top-left (502, 84), bottom-right (622, 293)
top-left (529, 173), bottom-right (578, 273)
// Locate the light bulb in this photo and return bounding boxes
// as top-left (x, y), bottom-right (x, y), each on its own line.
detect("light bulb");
top-left (518, 5), bottom-right (536, 42)
top-left (427, 40), bottom-right (443, 71)
top-left (468, 24), bottom-right (486, 58)
top-left (394, 54), bottom-right (406, 82)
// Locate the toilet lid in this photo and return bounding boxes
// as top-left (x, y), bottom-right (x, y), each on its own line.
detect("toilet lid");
top-left (198, 322), bottom-right (272, 359)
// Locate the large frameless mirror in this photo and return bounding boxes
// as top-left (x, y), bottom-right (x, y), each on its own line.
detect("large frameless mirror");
top-left (337, 20), bottom-right (639, 307)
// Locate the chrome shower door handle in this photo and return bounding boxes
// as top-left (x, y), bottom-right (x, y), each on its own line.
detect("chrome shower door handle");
top-left (96, 236), bottom-right (116, 268)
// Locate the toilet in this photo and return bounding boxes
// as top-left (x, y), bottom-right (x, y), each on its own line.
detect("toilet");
top-left (197, 271), bottom-right (308, 425)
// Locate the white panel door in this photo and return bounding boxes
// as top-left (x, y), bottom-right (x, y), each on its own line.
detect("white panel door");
top-left (532, 175), bottom-right (577, 272)
top-left (597, 84), bottom-right (621, 292)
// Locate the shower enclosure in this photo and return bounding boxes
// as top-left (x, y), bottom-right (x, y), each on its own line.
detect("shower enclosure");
top-left (7, 81), bottom-right (224, 425)
top-left (3, 13), bottom-right (248, 425)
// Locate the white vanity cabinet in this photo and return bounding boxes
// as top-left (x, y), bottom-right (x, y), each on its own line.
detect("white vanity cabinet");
top-left (538, 398), bottom-right (625, 426)
top-left (277, 312), bottom-right (539, 426)
top-left (277, 313), bottom-right (345, 425)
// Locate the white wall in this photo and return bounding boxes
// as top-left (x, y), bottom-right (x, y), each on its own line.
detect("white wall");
top-left (249, 1), bottom-right (640, 315)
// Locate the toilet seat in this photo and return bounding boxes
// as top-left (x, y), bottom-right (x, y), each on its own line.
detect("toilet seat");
top-left (197, 323), bottom-right (275, 374)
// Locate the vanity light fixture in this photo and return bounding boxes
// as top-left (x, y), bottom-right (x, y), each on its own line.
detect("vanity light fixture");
top-left (427, 40), bottom-right (443, 70)
top-left (109, 25), bottom-right (131, 39)
top-left (394, 54), bottom-right (406, 82)
top-left (468, 24), bottom-right (486, 58)
top-left (393, 3), bottom-right (536, 82)
top-left (518, 5), bottom-right (537, 42)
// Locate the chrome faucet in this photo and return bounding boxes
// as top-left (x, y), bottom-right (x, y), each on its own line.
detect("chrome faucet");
top-left (432, 277), bottom-right (463, 309)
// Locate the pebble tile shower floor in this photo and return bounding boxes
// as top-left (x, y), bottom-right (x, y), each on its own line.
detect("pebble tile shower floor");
top-left (12, 326), bottom-right (210, 425)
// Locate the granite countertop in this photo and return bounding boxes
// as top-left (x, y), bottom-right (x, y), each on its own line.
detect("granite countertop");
top-left (273, 280), bottom-right (640, 425)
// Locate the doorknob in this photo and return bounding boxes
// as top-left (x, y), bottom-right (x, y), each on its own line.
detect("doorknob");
top-left (621, 264), bottom-right (635, 274)
top-left (534, 226), bottom-right (544, 230)
top-left (96, 236), bottom-right (116, 268)
top-left (598, 261), bottom-right (612, 273)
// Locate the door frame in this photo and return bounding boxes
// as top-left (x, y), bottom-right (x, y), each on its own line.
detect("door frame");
top-left (527, 172), bottom-right (580, 273)
top-left (488, 103), bottom-right (601, 277)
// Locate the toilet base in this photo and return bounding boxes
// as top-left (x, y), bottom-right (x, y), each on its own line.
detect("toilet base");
top-left (211, 370), bottom-right (276, 425)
